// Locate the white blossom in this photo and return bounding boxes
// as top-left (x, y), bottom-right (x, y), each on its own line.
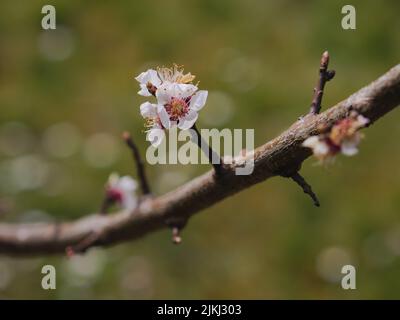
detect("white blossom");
top-left (135, 65), bottom-right (208, 146)
top-left (156, 82), bottom-right (208, 130)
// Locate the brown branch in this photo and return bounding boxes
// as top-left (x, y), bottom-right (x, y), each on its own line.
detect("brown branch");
top-left (65, 230), bottom-right (102, 256)
top-left (122, 131), bottom-right (151, 195)
top-left (310, 51), bottom-right (336, 114)
top-left (0, 63), bottom-right (399, 256)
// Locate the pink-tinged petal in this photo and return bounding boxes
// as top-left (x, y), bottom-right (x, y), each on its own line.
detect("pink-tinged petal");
top-left (156, 83), bottom-right (172, 105)
top-left (356, 115), bottom-right (369, 127)
top-left (176, 83), bottom-right (198, 98)
top-left (122, 193), bottom-right (137, 211)
top-left (157, 105), bottom-right (171, 129)
top-left (147, 128), bottom-right (165, 147)
top-left (189, 90), bottom-right (208, 111)
top-left (178, 110), bottom-right (198, 130)
top-left (119, 176), bottom-right (138, 192)
top-left (140, 102), bottom-right (157, 118)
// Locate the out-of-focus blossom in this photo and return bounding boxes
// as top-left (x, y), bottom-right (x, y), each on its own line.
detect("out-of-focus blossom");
top-left (302, 112), bottom-right (369, 163)
top-left (105, 173), bottom-right (138, 210)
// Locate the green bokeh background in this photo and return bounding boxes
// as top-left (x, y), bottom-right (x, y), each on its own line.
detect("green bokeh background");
top-left (0, 0), bottom-right (400, 299)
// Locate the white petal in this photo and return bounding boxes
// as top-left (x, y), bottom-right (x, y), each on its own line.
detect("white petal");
top-left (178, 110), bottom-right (198, 130)
top-left (119, 176), bottom-right (137, 192)
top-left (302, 136), bottom-right (320, 148)
top-left (135, 69), bottom-right (161, 87)
top-left (176, 83), bottom-right (198, 98)
top-left (157, 105), bottom-right (171, 129)
top-left (122, 193), bottom-right (137, 210)
top-left (156, 83), bottom-right (172, 105)
top-left (135, 71), bottom-right (147, 83)
top-left (107, 172), bottom-right (120, 187)
top-left (147, 128), bottom-right (165, 147)
top-left (356, 115), bottom-right (369, 127)
top-left (313, 142), bottom-right (330, 156)
top-left (148, 70), bottom-right (162, 87)
top-left (189, 90), bottom-right (208, 111)
top-left (341, 139), bottom-right (359, 156)
top-left (157, 83), bottom-right (198, 101)
top-left (303, 136), bottom-right (329, 156)
top-left (140, 102), bottom-right (157, 118)
top-left (135, 70), bottom-right (151, 84)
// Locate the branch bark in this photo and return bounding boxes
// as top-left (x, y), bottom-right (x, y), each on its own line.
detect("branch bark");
top-left (1, 63), bottom-right (400, 256)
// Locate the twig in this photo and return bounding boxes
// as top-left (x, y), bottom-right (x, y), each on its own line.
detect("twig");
top-left (0, 63), bottom-right (399, 255)
top-left (309, 51), bottom-right (336, 114)
top-left (191, 124), bottom-right (224, 175)
top-left (290, 172), bottom-right (320, 207)
top-left (122, 131), bottom-right (151, 195)
top-left (285, 52), bottom-right (335, 205)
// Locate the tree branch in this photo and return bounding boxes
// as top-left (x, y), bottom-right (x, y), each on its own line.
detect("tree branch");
top-left (0, 63), bottom-right (399, 256)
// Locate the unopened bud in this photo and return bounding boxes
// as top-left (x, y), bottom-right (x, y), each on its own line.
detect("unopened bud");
top-left (321, 51), bottom-right (330, 68)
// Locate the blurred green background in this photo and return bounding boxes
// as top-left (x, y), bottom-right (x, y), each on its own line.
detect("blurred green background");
top-left (0, 0), bottom-right (400, 299)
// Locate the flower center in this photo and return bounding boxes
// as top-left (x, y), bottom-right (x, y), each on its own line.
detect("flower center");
top-left (107, 188), bottom-right (123, 204)
top-left (165, 98), bottom-right (189, 121)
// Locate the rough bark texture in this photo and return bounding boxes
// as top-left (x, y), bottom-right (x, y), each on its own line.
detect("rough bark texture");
top-left (1, 64), bottom-right (400, 256)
